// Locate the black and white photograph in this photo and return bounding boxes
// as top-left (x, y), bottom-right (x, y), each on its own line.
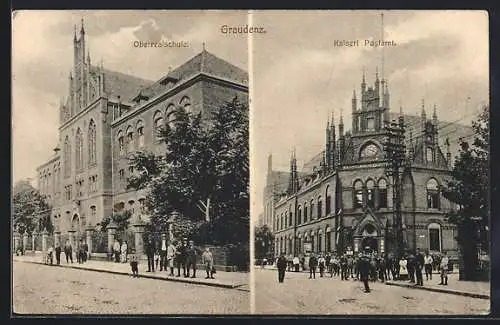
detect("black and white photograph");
top-left (12, 10), bottom-right (250, 314)
top-left (252, 10), bottom-right (490, 315)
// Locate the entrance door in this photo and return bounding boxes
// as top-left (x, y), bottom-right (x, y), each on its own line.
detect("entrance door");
top-left (361, 236), bottom-right (378, 253)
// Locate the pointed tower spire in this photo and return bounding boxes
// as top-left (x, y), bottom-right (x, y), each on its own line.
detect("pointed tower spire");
top-left (433, 103), bottom-right (438, 126)
top-left (80, 18), bottom-right (85, 34)
top-left (361, 67), bottom-right (366, 94)
top-left (421, 99), bottom-right (426, 118)
top-left (445, 138), bottom-right (451, 168)
top-left (339, 108), bottom-right (344, 137)
top-left (74, 24), bottom-right (77, 41)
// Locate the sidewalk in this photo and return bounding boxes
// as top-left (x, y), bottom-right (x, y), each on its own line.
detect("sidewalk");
top-left (14, 254), bottom-right (248, 290)
top-left (385, 274), bottom-right (490, 300)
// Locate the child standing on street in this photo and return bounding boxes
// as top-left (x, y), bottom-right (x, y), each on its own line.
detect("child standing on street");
top-left (130, 249), bottom-right (139, 278)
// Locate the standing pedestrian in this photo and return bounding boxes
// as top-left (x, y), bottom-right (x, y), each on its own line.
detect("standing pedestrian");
top-left (113, 239), bottom-right (121, 263)
top-left (185, 240), bottom-right (198, 278)
top-left (175, 239), bottom-right (187, 277)
top-left (129, 249), bottom-right (139, 278)
top-left (308, 253), bottom-right (318, 279)
top-left (145, 238), bottom-right (155, 272)
top-left (415, 248), bottom-right (424, 286)
top-left (83, 240), bottom-right (89, 262)
top-left (277, 253), bottom-right (287, 283)
top-left (287, 254), bottom-right (293, 272)
top-left (424, 250), bottom-right (433, 281)
top-left (202, 247), bottom-right (215, 279)
top-left (358, 247), bottom-right (372, 293)
top-left (154, 249), bottom-right (160, 271)
top-left (347, 254), bottom-right (354, 279)
top-left (439, 251), bottom-right (449, 285)
top-left (293, 256), bottom-right (300, 272)
top-left (407, 252), bottom-right (416, 283)
top-left (160, 236), bottom-right (167, 271)
top-left (399, 254), bottom-right (408, 281)
top-left (64, 240), bottom-right (73, 263)
top-left (329, 255), bottom-right (336, 277)
top-left (378, 254), bottom-right (386, 283)
top-left (166, 240), bottom-right (176, 276)
top-left (318, 255), bottom-right (326, 277)
top-left (55, 242), bottom-right (61, 265)
top-left (340, 254), bottom-right (348, 280)
top-left (120, 240), bottom-right (128, 263)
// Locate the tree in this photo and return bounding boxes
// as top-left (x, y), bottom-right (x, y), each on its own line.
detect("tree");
top-left (442, 105), bottom-right (489, 280)
top-left (128, 97), bottom-right (249, 246)
top-left (254, 225), bottom-right (274, 260)
top-left (12, 179), bottom-right (53, 234)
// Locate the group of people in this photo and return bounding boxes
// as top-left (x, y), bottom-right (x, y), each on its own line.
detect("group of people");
top-left (275, 248), bottom-right (452, 290)
top-left (134, 237), bottom-right (216, 280)
top-left (45, 239), bottom-right (89, 265)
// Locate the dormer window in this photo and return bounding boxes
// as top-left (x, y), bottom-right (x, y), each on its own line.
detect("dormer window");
top-left (366, 116), bottom-right (375, 131)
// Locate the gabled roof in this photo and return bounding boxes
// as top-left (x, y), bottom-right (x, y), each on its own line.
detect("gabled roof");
top-left (99, 67), bottom-right (155, 103)
top-left (133, 50), bottom-right (248, 104)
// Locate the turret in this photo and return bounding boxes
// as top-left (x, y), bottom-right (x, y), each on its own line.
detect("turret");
top-left (374, 67), bottom-right (380, 97)
top-left (325, 117), bottom-right (331, 172)
top-left (80, 18), bottom-right (85, 63)
top-left (361, 68), bottom-right (366, 94)
top-left (288, 149), bottom-right (299, 195)
top-left (445, 138), bottom-right (451, 168)
top-left (352, 89), bottom-right (357, 132)
top-left (421, 99), bottom-right (427, 132)
top-left (338, 112), bottom-right (345, 165)
top-left (329, 113), bottom-right (336, 171)
top-left (399, 104), bottom-right (404, 128)
top-left (432, 103), bottom-right (438, 127)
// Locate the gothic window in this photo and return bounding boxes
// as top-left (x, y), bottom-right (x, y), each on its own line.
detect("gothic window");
top-left (166, 104), bottom-right (177, 129)
top-left (138, 198), bottom-right (146, 213)
top-left (378, 178), bottom-right (388, 208)
top-left (325, 185), bottom-right (331, 215)
top-left (366, 179), bottom-right (375, 209)
top-left (428, 223), bottom-right (441, 252)
top-left (180, 96), bottom-right (191, 114)
top-left (119, 169), bottom-right (125, 180)
top-left (298, 205), bottom-right (302, 225)
top-left (90, 205), bottom-right (96, 218)
top-left (426, 147), bottom-right (434, 163)
top-left (426, 178), bottom-right (440, 209)
top-left (136, 120), bottom-right (145, 148)
top-left (366, 116), bottom-right (375, 131)
top-left (310, 199), bottom-right (315, 220)
top-left (128, 200), bottom-right (135, 214)
top-left (117, 131), bottom-right (124, 156)
top-left (326, 228), bottom-right (332, 252)
top-left (318, 231), bottom-right (323, 252)
top-left (281, 213), bottom-right (284, 230)
top-left (126, 126), bottom-right (134, 153)
top-left (289, 206), bottom-right (293, 226)
top-left (317, 196), bottom-right (323, 219)
top-left (353, 180), bottom-right (364, 208)
top-left (88, 119), bottom-right (96, 166)
top-left (304, 203), bottom-right (308, 223)
top-left (75, 128), bottom-right (83, 172)
top-left (153, 111), bottom-right (164, 142)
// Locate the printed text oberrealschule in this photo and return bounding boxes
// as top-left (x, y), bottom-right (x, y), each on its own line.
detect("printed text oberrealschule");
top-left (334, 39), bottom-right (397, 47)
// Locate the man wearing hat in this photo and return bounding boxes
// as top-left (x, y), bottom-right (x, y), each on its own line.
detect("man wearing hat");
top-left (358, 247), bottom-right (372, 293)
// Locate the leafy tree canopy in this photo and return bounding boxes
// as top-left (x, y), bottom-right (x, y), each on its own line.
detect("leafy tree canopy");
top-left (12, 179), bottom-right (53, 234)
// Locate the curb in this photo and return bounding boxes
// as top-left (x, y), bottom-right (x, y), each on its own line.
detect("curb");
top-left (14, 259), bottom-right (244, 290)
top-left (385, 281), bottom-right (489, 300)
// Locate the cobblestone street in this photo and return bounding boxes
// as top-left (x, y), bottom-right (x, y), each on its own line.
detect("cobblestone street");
top-left (13, 262), bottom-right (249, 314)
top-left (254, 269), bottom-right (490, 315)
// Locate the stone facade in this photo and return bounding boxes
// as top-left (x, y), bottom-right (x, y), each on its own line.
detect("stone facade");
top-left (265, 70), bottom-right (466, 260)
top-left (36, 21), bottom-right (248, 239)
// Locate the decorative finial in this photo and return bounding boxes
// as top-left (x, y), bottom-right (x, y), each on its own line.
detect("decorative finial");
top-left (80, 18), bottom-right (85, 33)
top-left (331, 110), bottom-right (335, 126)
top-left (202, 42), bottom-right (206, 51)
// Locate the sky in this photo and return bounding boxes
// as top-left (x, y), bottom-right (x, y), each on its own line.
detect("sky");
top-left (12, 10), bottom-right (248, 186)
top-left (251, 10), bottom-right (489, 222)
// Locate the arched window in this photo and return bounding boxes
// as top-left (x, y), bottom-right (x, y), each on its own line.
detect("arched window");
top-left (180, 96), bottom-right (191, 114)
top-left (75, 128), bottom-right (83, 172)
top-left (353, 180), bottom-right (364, 208)
top-left (426, 148), bottom-right (434, 163)
top-left (310, 199), bottom-right (315, 220)
top-left (117, 131), bottom-right (124, 156)
top-left (153, 111), bottom-right (164, 142)
top-left (90, 205), bottom-right (96, 218)
top-left (126, 126), bottom-right (134, 153)
top-left (166, 104), bottom-right (177, 128)
top-left (378, 178), bottom-right (388, 208)
top-left (88, 119), bottom-right (96, 166)
top-left (427, 178), bottom-right (440, 209)
top-left (366, 179), bottom-right (375, 209)
top-left (281, 213), bottom-right (284, 230)
top-left (288, 206), bottom-right (293, 226)
top-left (297, 205), bottom-right (302, 225)
top-left (317, 196), bottom-right (323, 218)
top-left (311, 233), bottom-right (315, 253)
top-left (428, 222), bottom-right (441, 252)
top-left (317, 230), bottom-right (323, 252)
top-left (304, 203), bottom-right (308, 223)
top-left (136, 120), bottom-right (145, 148)
top-left (325, 185), bottom-right (331, 215)
top-left (128, 200), bottom-right (135, 214)
top-left (326, 227), bottom-right (332, 252)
